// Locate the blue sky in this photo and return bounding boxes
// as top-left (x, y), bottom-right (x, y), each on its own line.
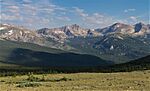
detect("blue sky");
top-left (0, 0), bottom-right (149, 29)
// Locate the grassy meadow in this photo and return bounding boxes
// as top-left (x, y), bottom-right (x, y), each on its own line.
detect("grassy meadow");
top-left (0, 70), bottom-right (150, 91)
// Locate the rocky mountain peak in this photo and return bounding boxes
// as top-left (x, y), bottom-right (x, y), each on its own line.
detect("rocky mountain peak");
top-left (135, 22), bottom-right (145, 25)
top-left (70, 24), bottom-right (80, 28)
top-left (96, 23), bottom-right (134, 34)
top-left (0, 23), bottom-right (45, 45)
top-left (37, 24), bottom-right (101, 43)
top-left (111, 23), bottom-right (132, 29)
top-left (112, 23), bottom-right (127, 27)
top-left (63, 24), bottom-right (82, 31)
top-left (134, 22), bottom-right (145, 32)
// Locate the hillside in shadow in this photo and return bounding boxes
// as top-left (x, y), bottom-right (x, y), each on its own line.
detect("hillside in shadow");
top-left (5, 48), bottom-right (112, 67)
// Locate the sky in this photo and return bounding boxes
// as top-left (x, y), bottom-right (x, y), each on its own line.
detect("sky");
top-left (0, 0), bottom-right (149, 29)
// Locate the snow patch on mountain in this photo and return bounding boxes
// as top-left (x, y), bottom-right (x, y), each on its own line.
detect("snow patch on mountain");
top-left (0, 27), bottom-right (6, 30)
top-left (8, 30), bottom-right (13, 35)
top-left (110, 45), bottom-right (114, 50)
top-left (117, 35), bottom-right (124, 40)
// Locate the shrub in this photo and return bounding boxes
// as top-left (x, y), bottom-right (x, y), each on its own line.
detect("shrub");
top-left (50, 77), bottom-right (72, 82)
top-left (26, 73), bottom-right (41, 82)
top-left (17, 82), bottom-right (41, 88)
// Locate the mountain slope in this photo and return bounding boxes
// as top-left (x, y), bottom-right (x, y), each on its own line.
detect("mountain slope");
top-left (0, 40), bottom-right (111, 68)
top-left (107, 55), bottom-right (150, 72)
top-left (123, 55), bottom-right (150, 65)
top-left (66, 33), bottom-right (150, 63)
top-left (93, 33), bottom-right (150, 63)
top-left (65, 23), bottom-right (150, 63)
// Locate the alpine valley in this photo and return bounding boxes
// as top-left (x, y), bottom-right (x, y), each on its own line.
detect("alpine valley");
top-left (0, 22), bottom-right (150, 69)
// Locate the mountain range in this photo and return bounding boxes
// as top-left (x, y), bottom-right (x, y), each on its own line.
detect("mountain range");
top-left (0, 22), bottom-right (150, 66)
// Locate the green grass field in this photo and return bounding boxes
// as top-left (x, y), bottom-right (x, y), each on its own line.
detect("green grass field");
top-left (0, 70), bottom-right (150, 91)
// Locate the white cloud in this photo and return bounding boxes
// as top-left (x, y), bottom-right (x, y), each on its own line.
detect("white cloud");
top-left (0, 13), bottom-right (22, 21)
top-left (130, 16), bottom-right (138, 22)
top-left (22, 0), bottom-right (32, 3)
top-left (1, 0), bottom-right (147, 29)
top-left (8, 5), bottom-right (19, 9)
top-left (73, 7), bottom-right (148, 28)
top-left (1, 0), bottom-right (69, 27)
top-left (7, 5), bottom-right (20, 13)
top-left (124, 9), bottom-right (136, 13)
top-left (73, 7), bottom-right (116, 28)
top-left (56, 16), bottom-right (71, 21)
top-left (73, 7), bottom-right (88, 17)
top-left (128, 16), bottom-right (148, 24)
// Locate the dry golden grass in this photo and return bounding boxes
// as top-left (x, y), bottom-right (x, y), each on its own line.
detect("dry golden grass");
top-left (0, 70), bottom-right (150, 91)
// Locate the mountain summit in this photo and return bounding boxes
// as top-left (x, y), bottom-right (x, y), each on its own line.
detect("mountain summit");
top-left (37, 24), bottom-right (100, 43)
top-left (0, 24), bottom-right (45, 45)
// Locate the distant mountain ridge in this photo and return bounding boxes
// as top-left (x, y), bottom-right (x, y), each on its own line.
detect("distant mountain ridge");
top-left (37, 24), bottom-right (101, 43)
top-left (1, 22), bottom-right (149, 43)
top-left (96, 22), bottom-right (150, 36)
top-left (0, 22), bottom-right (150, 64)
top-left (0, 24), bottom-right (45, 45)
